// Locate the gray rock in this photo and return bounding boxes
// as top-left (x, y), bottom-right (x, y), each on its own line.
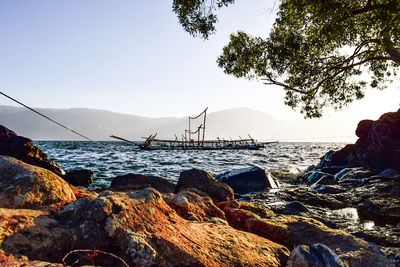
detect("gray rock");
top-left (286, 243), bottom-right (345, 267)
top-left (216, 166), bottom-right (279, 194)
top-left (334, 167), bottom-right (373, 182)
top-left (306, 171), bottom-right (329, 184)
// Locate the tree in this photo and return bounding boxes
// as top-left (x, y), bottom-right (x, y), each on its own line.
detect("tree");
top-left (173, 0), bottom-right (400, 117)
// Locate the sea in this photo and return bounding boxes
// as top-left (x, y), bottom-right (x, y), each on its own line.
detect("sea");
top-left (35, 141), bottom-right (345, 188)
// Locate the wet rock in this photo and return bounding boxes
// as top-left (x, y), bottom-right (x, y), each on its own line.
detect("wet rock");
top-left (286, 243), bottom-right (345, 267)
top-left (0, 125), bottom-right (64, 176)
top-left (334, 167), bottom-right (374, 182)
top-left (279, 187), bottom-right (347, 209)
top-left (217, 166), bottom-right (279, 194)
top-left (315, 151), bottom-right (335, 169)
top-left (176, 168), bottom-right (234, 202)
top-left (320, 166), bottom-right (346, 175)
top-left (65, 169), bottom-right (94, 186)
top-left (313, 175), bottom-right (336, 186)
top-left (358, 197), bottom-right (400, 224)
top-left (0, 156), bottom-right (76, 209)
top-left (305, 171), bottom-right (330, 184)
top-left (110, 173), bottom-right (175, 194)
top-left (2, 189), bottom-right (289, 267)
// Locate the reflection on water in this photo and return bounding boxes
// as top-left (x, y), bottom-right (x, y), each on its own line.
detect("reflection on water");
top-left (35, 141), bottom-right (344, 187)
top-left (327, 207), bottom-right (376, 231)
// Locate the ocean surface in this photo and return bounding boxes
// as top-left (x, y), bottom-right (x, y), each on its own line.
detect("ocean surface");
top-left (35, 141), bottom-right (345, 187)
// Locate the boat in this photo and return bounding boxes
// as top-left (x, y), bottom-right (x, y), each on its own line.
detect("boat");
top-left (110, 108), bottom-right (277, 150)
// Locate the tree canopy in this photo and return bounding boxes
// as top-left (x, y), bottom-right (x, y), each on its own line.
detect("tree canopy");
top-left (173, 0), bottom-right (400, 117)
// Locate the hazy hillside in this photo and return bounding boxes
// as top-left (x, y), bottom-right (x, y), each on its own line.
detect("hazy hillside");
top-left (0, 105), bottom-right (358, 142)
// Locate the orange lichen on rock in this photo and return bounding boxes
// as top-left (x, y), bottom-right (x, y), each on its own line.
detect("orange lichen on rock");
top-left (0, 156), bottom-right (76, 209)
top-left (164, 188), bottom-right (226, 221)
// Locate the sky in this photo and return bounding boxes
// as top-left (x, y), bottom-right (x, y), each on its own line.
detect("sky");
top-left (0, 0), bottom-right (399, 124)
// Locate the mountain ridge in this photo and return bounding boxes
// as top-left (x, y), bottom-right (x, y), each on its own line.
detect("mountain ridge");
top-left (0, 105), bottom-right (357, 142)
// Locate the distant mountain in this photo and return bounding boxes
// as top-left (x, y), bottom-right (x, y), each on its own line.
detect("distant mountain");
top-left (0, 105), bottom-right (358, 142)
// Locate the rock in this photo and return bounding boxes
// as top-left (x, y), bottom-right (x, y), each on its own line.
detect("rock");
top-left (315, 151), bottom-right (335, 169)
top-left (328, 109), bottom-right (400, 171)
top-left (330, 144), bottom-right (359, 167)
top-left (309, 184), bottom-right (346, 194)
top-left (0, 125), bottom-right (64, 176)
top-left (217, 166), bottom-right (279, 194)
top-left (2, 189), bottom-right (289, 266)
top-left (313, 175), bottom-right (336, 186)
top-left (65, 169), bottom-right (94, 186)
top-left (281, 201), bottom-right (310, 215)
top-left (176, 168), bottom-right (234, 202)
top-left (378, 169), bottom-right (399, 178)
top-left (110, 173), bottom-right (175, 194)
top-left (0, 156), bottom-right (76, 209)
top-left (0, 249), bottom-right (62, 266)
top-left (358, 197), bottom-right (400, 224)
top-left (222, 206), bottom-right (393, 267)
top-left (0, 208), bottom-right (48, 245)
top-left (334, 167), bottom-right (374, 182)
top-left (164, 189), bottom-right (226, 222)
top-left (356, 120), bottom-right (374, 138)
top-left (286, 243), bottom-right (345, 267)
top-left (306, 172), bottom-right (333, 184)
top-left (320, 166), bottom-right (346, 175)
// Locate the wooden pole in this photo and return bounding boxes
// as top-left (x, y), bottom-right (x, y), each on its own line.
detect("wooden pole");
top-left (188, 117), bottom-right (191, 141)
top-left (202, 108), bottom-right (207, 147)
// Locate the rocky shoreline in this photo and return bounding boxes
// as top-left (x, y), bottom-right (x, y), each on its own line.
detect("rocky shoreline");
top-left (0, 109), bottom-right (399, 266)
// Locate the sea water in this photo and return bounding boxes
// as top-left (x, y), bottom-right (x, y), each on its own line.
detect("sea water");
top-left (35, 141), bottom-right (344, 187)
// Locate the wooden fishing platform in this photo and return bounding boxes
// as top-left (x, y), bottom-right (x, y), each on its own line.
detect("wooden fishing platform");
top-left (110, 108), bottom-right (277, 150)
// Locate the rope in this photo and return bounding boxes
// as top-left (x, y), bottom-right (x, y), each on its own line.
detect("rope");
top-left (0, 91), bottom-right (106, 147)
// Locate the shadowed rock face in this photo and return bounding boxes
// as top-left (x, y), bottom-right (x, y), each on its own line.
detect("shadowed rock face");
top-left (331, 109), bottom-right (400, 171)
top-left (110, 173), bottom-right (175, 194)
top-left (0, 156), bottom-right (76, 209)
top-left (0, 125), bottom-right (65, 176)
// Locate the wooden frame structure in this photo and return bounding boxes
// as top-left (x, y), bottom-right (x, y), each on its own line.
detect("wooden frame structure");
top-left (111, 108), bottom-right (277, 150)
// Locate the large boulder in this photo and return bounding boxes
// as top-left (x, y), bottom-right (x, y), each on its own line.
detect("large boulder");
top-left (176, 168), bottom-right (234, 202)
top-left (110, 173), bottom-right (175, 194)
top-left (329, 109), bottom-right (400, 171)
top-left (2, 189), bottom-right (289, 267)
top-left (0, 125), bottom-right (64, 176)
top-left (0, 156), bottom-right (76, 209)
top-left (217, 166), bottom-right (280, 194)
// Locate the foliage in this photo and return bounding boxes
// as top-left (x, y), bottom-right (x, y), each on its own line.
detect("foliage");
top-left (172, 0), bottom-right (235, 39)
top-left (173, 0), bottom-right (400, 117)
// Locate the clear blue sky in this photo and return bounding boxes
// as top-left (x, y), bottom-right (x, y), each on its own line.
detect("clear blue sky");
top-left (0, 0), bottom-right (399, 120)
